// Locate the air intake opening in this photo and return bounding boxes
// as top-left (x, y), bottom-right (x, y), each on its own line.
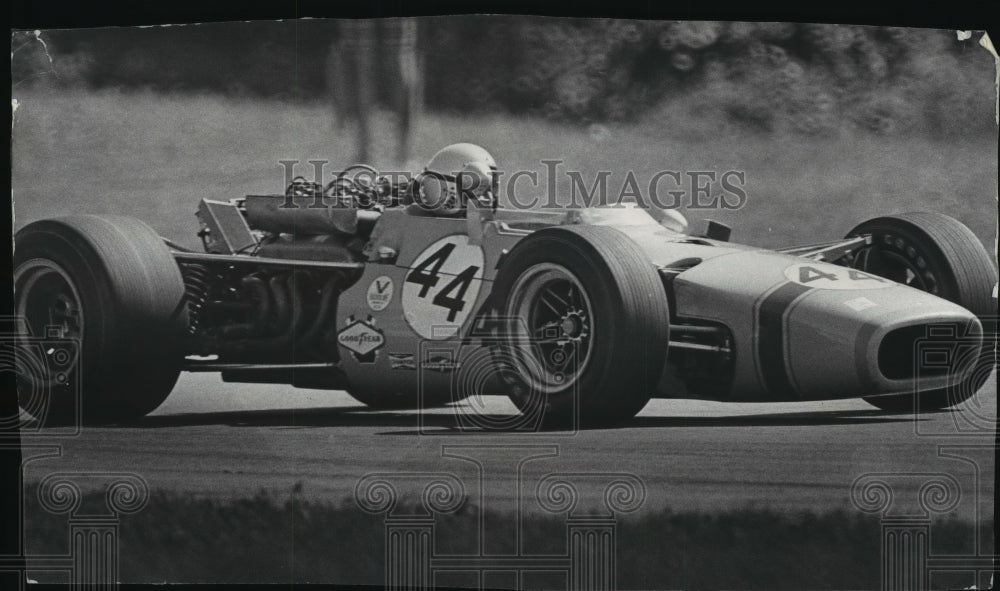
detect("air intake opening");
top-left (877, 323), bottom-right (963, 381)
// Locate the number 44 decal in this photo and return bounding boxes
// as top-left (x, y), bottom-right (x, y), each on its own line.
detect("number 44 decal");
top-left (798, 266), bottom-right (884, 284)
top-left (405, 243), bottom-right (480, 321)
top-left (401, 235), bottom-right (486, 340)
top-left (783, 263), bottom-right (894, 290)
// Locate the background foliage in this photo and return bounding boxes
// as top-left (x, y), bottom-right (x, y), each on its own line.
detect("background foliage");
top-left (12, 18), bottom-right (996, 137)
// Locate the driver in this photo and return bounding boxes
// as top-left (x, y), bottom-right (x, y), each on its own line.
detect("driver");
top-left (414, 143), bottom-right (499, 215)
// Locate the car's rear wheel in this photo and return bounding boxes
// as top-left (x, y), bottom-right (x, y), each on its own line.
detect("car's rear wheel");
top-left (490, 225), bottom-right (670, 426)
top-left (844, 212), bottom-right (996, 412)
top-left (14, 215), bottom-right (188, 425)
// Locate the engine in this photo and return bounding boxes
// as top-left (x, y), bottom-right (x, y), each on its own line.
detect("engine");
top-left (180, 262), bottom-right (349, 362)
top-left (174, 165), bottom-right (412, 386)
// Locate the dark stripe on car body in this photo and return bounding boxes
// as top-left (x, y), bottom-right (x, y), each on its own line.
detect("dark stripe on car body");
top-left (756, 282), bottom-right (812, 400)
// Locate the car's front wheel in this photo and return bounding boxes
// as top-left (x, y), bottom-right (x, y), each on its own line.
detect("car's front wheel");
top-left (844, 212), bottom-right (996, 412)
top-left (490, 225), bottom-right (670, 427)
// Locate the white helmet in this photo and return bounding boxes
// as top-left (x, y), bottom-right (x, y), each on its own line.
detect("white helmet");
top-left (417, 143), bottom-right (498, 216)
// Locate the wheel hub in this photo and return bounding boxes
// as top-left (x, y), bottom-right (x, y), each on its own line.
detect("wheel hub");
top-left (50, 293), bottom-right (82, 338)
top-left (505, 262), bottom-right (595, 392)
top-left (558, 309), bottom-right (589, 342)
top-left (14, 259), bottom-right (85, 386)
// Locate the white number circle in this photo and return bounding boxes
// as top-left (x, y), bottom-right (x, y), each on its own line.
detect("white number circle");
top-left (402, 235), bottom-right (485, 339)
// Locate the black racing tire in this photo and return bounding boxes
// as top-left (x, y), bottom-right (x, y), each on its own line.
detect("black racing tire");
top-left (14, 215), bottom-right (188, 425)
top-left (489, 225), bottom-right (670, 427)
top-left (844, 212), bottom-right (997, 412)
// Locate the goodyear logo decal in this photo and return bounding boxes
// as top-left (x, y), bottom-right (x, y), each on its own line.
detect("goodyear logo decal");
top-left (338, 316), bottom-right (385, 363)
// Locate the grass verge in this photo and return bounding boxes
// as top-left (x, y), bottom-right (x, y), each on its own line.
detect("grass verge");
top-left (22, 489), bottom-right (993, 588)
top-left (12, 88), bottom-right (997, 254)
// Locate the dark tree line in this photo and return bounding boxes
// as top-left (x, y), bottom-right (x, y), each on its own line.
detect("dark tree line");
top-left (13, 18), bottom-right (994, 136)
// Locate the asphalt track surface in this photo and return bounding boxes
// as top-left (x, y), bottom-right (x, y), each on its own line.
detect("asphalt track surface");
top-left (21, 373), bottom-right (996, 520)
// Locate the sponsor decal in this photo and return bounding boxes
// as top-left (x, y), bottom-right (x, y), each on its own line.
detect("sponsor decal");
top-left (783, 263), bottom-right (892, 290)
top-left (337, 315), bottom-right (385, 363)
top-left (421, 353), bottom-right (461, 373)
top-left (366, 275), bottom-right (394, 312)
top-left (389, 352), bottom-right (416, 370)
top-left (843, 296), bottom-right (879, 311)
top-left (402, 234), bottom-right (485, 340)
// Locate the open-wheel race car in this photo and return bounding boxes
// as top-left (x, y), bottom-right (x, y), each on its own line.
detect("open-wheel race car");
top-left (14, 143), bottom-right (998, 426)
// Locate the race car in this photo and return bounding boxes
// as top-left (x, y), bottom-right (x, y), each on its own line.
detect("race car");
top-left (13, 143), bottom-right (998, 426)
